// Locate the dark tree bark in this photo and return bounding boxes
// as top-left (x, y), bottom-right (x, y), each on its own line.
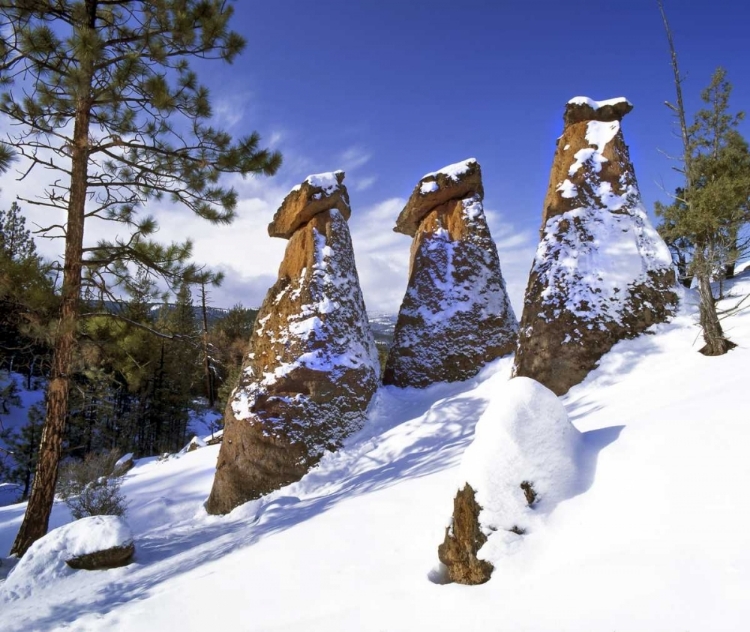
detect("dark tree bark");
top-left (10, 96), bottom-right (91, 556)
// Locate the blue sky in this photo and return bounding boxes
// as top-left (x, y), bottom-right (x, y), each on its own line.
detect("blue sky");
top-left (3, 0), bottom-right (749, 314)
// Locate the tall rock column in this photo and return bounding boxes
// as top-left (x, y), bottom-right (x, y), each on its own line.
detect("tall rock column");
top-left (206, 171), bottom-right (380, 515)
top-left (384, 159), bottom-right (518, 388)
top-left (514, 97), bottom-right (678, 395)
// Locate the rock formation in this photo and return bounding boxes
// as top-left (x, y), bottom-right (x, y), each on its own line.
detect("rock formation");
top-left (439, 376), bottom-right (582, 585)
top-left (66, 542), bottom-right (135, 570)
top-left (438, 483), bottom-right (494, 585)
top-left (383, 159), bottom-right (518, 388)
top-left (206, 171), bottom-right (379, 515)
top-left (514, 97), bottom-right (678, 395)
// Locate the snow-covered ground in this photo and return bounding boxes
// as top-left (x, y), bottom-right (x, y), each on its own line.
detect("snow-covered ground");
top-left (1, 272), bottom-right (749, 631)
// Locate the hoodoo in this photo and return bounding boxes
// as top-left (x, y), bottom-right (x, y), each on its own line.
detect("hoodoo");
top-left (514, 97), bottom-right (678, 395)
top-left (206, 171), bottom-right (379, 515)
top-left (384, 159), bottom-right (518, 388)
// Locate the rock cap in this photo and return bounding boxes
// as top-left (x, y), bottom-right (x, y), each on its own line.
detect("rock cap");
top-left (268, 170), bottom-right (351, 239)
top-left (394, 158), bottom-right (483, 236)
top-left (564, 96), bottom-right (633, 127)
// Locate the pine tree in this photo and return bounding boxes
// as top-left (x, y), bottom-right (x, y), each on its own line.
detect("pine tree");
top-left (0, 202), bottom-right (36, 260)
top-left (0, 2), bottom-right (281, 556)
top-left (0, 202), bottom-right (55, 378)
top-left (656, 69), bottom-right (750, 355)
top-left (0, 400), bottom-right (45, 501)
top-left (656, 3), bottom-right (749, 356)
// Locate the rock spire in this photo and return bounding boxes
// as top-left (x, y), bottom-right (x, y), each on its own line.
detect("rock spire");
top-left (384, 159), bottom-right (518, 388)
top-left (514, 97), bottom-right (678, 395)
top-left (206, 171), bottom-right (379, 515)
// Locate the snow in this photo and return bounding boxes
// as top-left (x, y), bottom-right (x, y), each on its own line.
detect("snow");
top-left (567, 96), bottom-right (632, 109)
top-left (420, 180), bottom-right (439, 195)
top-left (2, 515), bottom-right (133, 601)
top-left (1, 273), bottom-right (750, 630)
top-left (535, 201), bottom-right (674, 326)
top-left (422, 158), bottom-right (476, 181)
top-left (459, 377), bottom-right (583, 562)
top-left (556, 178), bottom-right (577, 198)
top-left (585, 119), bottom-right (620, 149)
top-left (304, 170), bottom-right (343, 195)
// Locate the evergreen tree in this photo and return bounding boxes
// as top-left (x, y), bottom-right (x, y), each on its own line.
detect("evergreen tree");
top-left (656, 68), bottom-right (750, 355)
top-left (211, 303), bottom-right (257, 410)
top-left (152, 283), bottom-right (201, 452)
top-left (656, 1), bottom-right (749, 357)
top-left (0, 1), bottom-right (281, 556)
top-left (0, 202), bottom-right (36, 260)
top-left (0, 400), bottom-right (45, 501)
top-left (0, 202), bottom-right (55, 377)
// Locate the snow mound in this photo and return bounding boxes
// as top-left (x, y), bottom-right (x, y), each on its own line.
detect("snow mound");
top-left (460, 376), bottom-right (582, 560)
top-left (1, 515), bottom-right (133, 601)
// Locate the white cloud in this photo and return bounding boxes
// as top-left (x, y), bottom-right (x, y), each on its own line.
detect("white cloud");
top-left (339, 146), bottom-right (372, 171)
top-left (349, 197), bottom-right (411, 315)
top-left (0, 117), bottom-right (536, 319)
top-left (352, 175), bottom-right (378, 192)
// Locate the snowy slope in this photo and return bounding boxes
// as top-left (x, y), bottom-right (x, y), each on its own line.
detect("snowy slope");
top-left (1, 273), bottom-right (749, 631)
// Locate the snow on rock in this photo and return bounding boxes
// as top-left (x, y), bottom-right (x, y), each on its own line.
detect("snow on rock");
top-left (394, 157), bottom-right (484, 237)
top-left (514, 97), bottom-right (678, 395)
top-left (439, 376), bottom-right (582, 584)
top-left (567, 96), bottom-right (632, 109)
top-left (114, 452), bottom-right (135, 474)
top-left (206, 172), bottom-right (379, 515)
top-left (1, 515), bottom-right (133, 601)
top-left (564, 95), bottom-right (633, 127)
top-left (268, 170), bottom-right (350, 239)
top-left (384, 160), bottom-right (518, 388)
top-left (422, 158), bottom-right (476, 181)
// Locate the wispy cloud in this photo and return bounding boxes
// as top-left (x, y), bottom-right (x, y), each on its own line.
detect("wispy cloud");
top-left (352, 175), bottom-right (378, 192)
top-left (339, 146), bottom-right (372, 171)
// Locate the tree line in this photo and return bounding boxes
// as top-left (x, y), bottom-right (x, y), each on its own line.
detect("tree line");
top-left (1, 205), bottom-right (258, 499)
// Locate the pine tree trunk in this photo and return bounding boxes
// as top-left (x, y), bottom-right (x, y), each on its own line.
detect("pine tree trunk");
top-left (10, 75), bottom-right (92, 559)
top-left (696, 269), bottom-right (735, 356)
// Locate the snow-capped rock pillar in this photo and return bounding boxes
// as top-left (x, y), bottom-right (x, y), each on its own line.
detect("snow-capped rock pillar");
top-left (206, 171), bottom-right (380, 515)
top-left (513, 97), bottom-right (678, 395)
top-left (383, 159), bottom-right (518, 388)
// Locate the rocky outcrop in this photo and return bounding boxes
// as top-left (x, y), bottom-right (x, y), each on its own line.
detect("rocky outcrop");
top-left (384, 159), bottom-right (518, 388)
top-left (514, 97), bottom-right (678, 395)
top-left (66, 542), bottom-right (135, 570)
top-left (438, 484), bottom-right (494, 585)
top-left (206, 172), bottom-right (379, 515)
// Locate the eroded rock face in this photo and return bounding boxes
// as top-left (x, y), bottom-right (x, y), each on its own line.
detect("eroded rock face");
top-left (514, 97), bottom-right (678, 395)
top-left (384, 159), bottom-right (517, 388)
top-left (438, 484), bottom-right (494, 585)
top-left (206, 173), bottom-right (379, 515)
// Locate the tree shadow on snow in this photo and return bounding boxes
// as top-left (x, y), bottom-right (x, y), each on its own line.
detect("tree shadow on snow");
top-left (6, 377), bottom-right (624, 629)
top-left (2, 387), bottom-right (494, 629)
